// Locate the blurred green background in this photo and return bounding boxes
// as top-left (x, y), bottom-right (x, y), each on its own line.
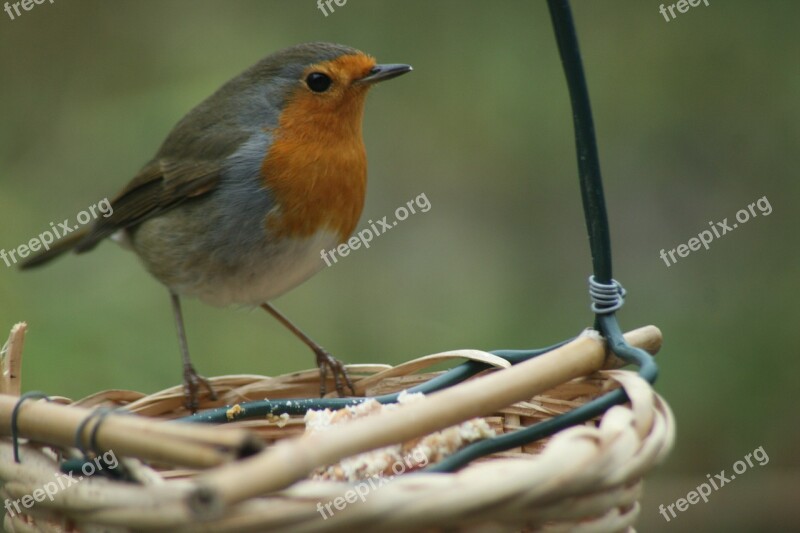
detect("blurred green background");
top-left (1, 1), bottom-right (798, 530)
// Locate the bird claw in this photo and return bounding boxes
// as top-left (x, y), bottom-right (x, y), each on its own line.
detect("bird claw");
top-left (182, 365), bottom-right (217, 412)
top-left (315, 350), bottom-right (356, 397)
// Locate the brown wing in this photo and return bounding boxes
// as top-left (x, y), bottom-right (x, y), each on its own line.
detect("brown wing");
top-left (19, 159), bottom-right (221, 269)
top-left (73, 158), bottom-right (221, 252)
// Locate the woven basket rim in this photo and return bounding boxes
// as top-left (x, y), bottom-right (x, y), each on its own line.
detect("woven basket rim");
top-left (0, 323), bottom-right (674, 532)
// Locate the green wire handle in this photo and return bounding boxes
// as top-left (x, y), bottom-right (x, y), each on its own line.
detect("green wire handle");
top-left (548, 0), bottom-right (612, 285)
top-left (547, 0), bottom-right (657, 382)
top-left (424, 0), bottom-right (659, 472)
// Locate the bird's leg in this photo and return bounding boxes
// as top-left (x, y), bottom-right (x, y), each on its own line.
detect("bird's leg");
top-left (260, 302), bottom-right (355, 397)
top-left (170, 292), bottom-right (217, 411)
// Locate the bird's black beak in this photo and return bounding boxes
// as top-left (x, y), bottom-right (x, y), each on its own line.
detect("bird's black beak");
top-left (357, 63), bottom-right (413, 85)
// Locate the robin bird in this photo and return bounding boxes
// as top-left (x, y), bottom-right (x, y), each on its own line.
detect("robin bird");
top-left (19, 42), bottom-right (412, 411)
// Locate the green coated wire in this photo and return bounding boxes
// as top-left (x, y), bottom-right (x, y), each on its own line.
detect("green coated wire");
top-left (425, 0), bottom-right (659, 473)
top-left (543, 0), bottom-right (658, 382)
top-left (548, 0), bottom-right (613, 286)
top-left (180, 342), bottom-right (572, 424)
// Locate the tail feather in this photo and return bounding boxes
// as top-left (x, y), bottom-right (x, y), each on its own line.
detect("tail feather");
top-left (18, 228), bottom-right (92, 270)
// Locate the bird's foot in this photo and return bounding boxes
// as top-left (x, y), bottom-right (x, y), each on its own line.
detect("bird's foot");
top-left (315, 349), bottom-right (356, 397)
top-left (182, 365), bottom-right (217, 412)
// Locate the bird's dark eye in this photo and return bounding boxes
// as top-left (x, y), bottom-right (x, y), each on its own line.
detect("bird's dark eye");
top-left (306, 72), bottom-right (332, 93)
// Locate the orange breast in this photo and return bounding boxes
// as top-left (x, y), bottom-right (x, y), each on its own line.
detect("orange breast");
top-left (261, 78), bottom-right (371, 243)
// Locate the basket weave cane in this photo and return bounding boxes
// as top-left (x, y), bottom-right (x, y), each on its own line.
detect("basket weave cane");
top-left (0, 322), bottom-right (673, 532)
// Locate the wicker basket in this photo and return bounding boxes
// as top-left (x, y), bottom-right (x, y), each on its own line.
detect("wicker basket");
top-left (0, 322), bottom-right (674, 532)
